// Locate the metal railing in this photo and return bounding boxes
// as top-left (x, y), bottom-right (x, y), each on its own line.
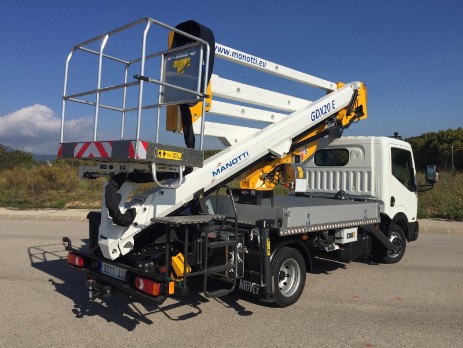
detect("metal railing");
top-left (60, 17), bottom-right (211, 152)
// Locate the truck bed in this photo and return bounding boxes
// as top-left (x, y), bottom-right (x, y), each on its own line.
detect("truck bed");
top-left (215, 196), bottom-right (380, 236)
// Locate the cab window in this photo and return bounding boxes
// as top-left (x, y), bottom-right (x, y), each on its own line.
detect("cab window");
top-left (314, 149), bottom-right (349, 166)
top-left (391, 148), bottom-right (415, 191)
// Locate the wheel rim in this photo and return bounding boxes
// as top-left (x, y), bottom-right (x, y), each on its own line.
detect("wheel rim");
top-left (278, 258), bottom-right (301, 297)
top-left (387, 231), bottom-right (403, 258)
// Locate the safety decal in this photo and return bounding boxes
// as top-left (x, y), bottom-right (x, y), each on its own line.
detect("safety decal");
top-left (157, 149), bottom-right (182, 161)
top-left (173, 57), bottom-right (190, 74)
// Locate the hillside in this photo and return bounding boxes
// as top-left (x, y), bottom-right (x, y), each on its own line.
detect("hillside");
top-left (0, 144), bottom-right (55, 163)
top-left (0, 144), bottom-right (15, 152)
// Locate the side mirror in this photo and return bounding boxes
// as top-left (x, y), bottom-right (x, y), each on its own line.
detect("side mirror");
top-left (426, 165), bottom-right (438, 184)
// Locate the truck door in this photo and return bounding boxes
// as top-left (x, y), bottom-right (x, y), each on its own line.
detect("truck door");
top-left (389, 146), bottom-right (418, 225)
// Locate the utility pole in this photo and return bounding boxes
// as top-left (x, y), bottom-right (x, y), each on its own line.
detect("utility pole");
top-left (451, 145), bottom-right (454, 171)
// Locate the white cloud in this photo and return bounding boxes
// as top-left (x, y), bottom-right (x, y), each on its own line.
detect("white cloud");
top-left (0, 104), bottom-right (93, 154)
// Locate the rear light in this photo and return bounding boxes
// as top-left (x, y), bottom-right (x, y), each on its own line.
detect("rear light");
top-left (135, 277), bottom-right (174, 297)
top-left (67, 252), bottom-right (84, 268)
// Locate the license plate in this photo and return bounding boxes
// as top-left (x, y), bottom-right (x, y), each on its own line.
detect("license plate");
top-left (100, 262), bottom-right (127, 281)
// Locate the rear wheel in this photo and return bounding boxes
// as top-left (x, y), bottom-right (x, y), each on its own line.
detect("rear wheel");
top-left (271, 247), bottom-right (306, 307)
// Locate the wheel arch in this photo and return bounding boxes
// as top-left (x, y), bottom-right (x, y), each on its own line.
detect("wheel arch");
top-left (270, 238), bottom-right (312, 273)
top-left (392, 212), bottom-right (410, 239)
top-left (381, 212), bottom-right (410, 238)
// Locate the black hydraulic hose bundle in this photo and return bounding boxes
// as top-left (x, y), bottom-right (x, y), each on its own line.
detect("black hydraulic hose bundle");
top-left (105, 171), bottom-right (185, 227)
top-left (105, 172), bottom-right (136, 227)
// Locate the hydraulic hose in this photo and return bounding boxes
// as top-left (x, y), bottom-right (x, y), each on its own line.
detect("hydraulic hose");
top-left (104, 172), bottom-right (136, 227)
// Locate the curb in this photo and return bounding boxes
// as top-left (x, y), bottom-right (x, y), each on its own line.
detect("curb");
top-left (419, 219), bottom-right (463, 235)
top-left (0, 214), bottom-right (88, 222)
top-left (0, 209), bottom-right (90, 222)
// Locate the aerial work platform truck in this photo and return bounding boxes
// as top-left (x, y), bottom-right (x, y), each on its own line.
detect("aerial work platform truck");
top-left (60, 18), bottom-right (437, 307)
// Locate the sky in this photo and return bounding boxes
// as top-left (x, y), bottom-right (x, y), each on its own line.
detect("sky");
top-left (0, 0), bottom-right (462, 154)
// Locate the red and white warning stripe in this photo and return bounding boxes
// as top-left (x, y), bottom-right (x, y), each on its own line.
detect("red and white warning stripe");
top-left (57, 144), bottom-right (63, 158)
top-left (129, 141), bottom-right (148, 159)
top-left (74, 141), bottom-right (113, 158)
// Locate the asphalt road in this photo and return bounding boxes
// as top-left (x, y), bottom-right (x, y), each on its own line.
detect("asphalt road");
top-left (0, 219), bottom-right (462, 347)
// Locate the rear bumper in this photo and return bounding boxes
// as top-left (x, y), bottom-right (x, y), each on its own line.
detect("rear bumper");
top-left (69, 265), bottom-right (167, 303)
top-left (66, 248), bottom-right (168, 303)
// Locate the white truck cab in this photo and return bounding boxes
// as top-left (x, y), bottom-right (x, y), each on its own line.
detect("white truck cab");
top-left (298, 136), bottom-right (419, 242)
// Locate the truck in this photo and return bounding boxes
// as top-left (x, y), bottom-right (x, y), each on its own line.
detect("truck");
top-left (60, 18), bottom-right (438, 307)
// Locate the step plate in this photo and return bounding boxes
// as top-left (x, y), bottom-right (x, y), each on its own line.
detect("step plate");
top-left (152, 214), bottom-right (226, 226)
top-left (58, 140), bottom-right (203, 167)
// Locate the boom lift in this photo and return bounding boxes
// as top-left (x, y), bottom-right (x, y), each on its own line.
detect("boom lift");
top-left (60, 18), bottom-right (435, 307)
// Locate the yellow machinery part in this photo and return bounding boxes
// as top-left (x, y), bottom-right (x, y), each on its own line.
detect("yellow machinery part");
top-left (168, 281), bottom-right (175, 295)
top-left (166, 82), bottom-right (212, 132)
top-left (239, 125), bottom-right (324, 190)
top-left (171, 252), bottom-right (191, 280)
top-left (240, 82), bottom-right (367, 190)
top-left (335, 82), bottom-right (368, 127)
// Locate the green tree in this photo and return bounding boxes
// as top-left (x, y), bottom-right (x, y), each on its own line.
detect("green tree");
top-left (0, 148), bottom-right (36, 171)
top-left (407, 127), bottom-right (463, 171)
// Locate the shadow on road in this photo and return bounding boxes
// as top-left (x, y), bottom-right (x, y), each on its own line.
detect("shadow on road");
top-left (310, 252), bottom-right (348, 274)
top-left (27, 241), bottom-right (254, 330)
top-left (310, 249), bottom-right (383, 274)
top-left (28, 241), bottom-right (376, 330)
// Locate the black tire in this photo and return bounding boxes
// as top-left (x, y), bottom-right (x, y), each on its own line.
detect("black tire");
top-left (271, 247), bottom-right (306, 307)
top-left (381, 225), bottom-right (407, 264)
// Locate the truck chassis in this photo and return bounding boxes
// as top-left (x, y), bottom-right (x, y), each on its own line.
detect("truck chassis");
top-left (65, 188), bottom-right (402, 307)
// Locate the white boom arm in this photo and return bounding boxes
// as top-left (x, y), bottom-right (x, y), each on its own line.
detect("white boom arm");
top-left (99, 82), bottom-right (362, 259)
top-left (57, 18), bottom-right (360, 260)
top-left (215, 43), bottom-right (337, 91)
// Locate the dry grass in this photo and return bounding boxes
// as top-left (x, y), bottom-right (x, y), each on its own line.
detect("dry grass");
top-left (417, 171), bottom-right (463, 220)
top-left (0, 163), bottom-right (461, 220)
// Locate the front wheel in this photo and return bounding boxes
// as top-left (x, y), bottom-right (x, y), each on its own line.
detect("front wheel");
top-left (381, 225), bottom-right (407, 264)
top-left (271, 247), bottom-right (306, 307)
